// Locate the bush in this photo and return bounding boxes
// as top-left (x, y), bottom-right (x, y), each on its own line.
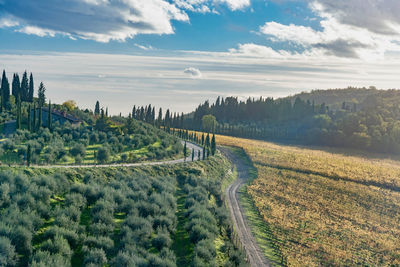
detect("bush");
top-left (152, 231), bottom-right (172, 250)
top-left (96, 147), bottom-right (110, 163)
top-left (30, 251), bottom-right (70, 267)
top-left (0, 236), bottom-right (17, 267)
top-left (83, 248), bottom-right (107, 266)
top-left (70, 143), bottom-right (86, 157)
top-left (40, 235), bottom-right (72, 259)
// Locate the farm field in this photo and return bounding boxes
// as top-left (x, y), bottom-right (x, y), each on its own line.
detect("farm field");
top-left (0, 153), bottom-right (247, 266)
top-left (191, 131), bottom-right (400, 266)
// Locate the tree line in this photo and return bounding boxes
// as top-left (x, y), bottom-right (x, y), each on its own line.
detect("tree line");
top-left (180, 91), bottom-right (400, 154)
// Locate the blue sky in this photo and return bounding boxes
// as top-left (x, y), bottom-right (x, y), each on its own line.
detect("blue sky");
top-left (0, 0), bottom-right (400, 114)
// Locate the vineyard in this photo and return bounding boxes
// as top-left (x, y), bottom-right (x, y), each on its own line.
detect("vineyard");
top-left (210, 133), bottom-right (400, 266)
top-left (0, 153), bottom-right (247, 267)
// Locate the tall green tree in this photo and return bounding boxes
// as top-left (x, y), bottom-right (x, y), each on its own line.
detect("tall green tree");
top-left (16, 95), bottom-right (21, 129)
top-left (27, 104), bottom-right (31, 132)
top-left (183, 141), bottom-right (187, 162)
top-left (38, 82), bottom-right (46, 107)
top-left (95, 101), bottom-right (100, 115)
top-left (27, 144), bottom-right (32, 167)
top-left (38, 105), bottom-right (42, 129)
top-left (205, 133), bottom-right (210, 148)
top-left (12, 73), bottom-right (20, 98)
top-left (1, 70), bottom-right (10, 111)
top-left (20, 71), bottom-right (29, 102)
top-left (28, 73), bottom-right (34, 102)
top-left (132, 105), bottom-right (136, 119)
top-left (202, 114), bottom-right (216, 133)
top-left (211, 134), bottom-right (216, 155)
top-left (157, 108), bottom-right (162, 128)
top-left (48, 100), bottom-right (52, 129)
top-left (33, 102), bottom-right (36, 132)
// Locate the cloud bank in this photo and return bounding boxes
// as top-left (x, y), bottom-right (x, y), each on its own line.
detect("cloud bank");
top-left (0, 0), bottom-right (250, 42)
top-left (256, 0), bottom-right (400, 60)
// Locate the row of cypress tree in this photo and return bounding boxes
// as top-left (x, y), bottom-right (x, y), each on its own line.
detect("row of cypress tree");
top-left (1, 70), bottom-right (36, 111)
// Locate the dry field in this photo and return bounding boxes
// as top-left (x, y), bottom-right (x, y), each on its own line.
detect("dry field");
top-left (195, 132), bottom-right (400, 266)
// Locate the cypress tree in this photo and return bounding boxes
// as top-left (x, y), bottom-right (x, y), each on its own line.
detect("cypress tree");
top-left (27, 144), bottom-right (32, 167)
top-left (132, 105), bottom-right (136, 119)
top-left (201, 133), bottom-right (204, 146)
top-left (205, 133), bottom-right (210, 148)
top-left (157, 108), bottom-right (162, 128)
top-left (20, 71), bottom-right (29, 101)
top-left (202, 146), bottom-right (205, 160)
top-left (38, 82), bottom-right (46, 107)
top-left (198, 150), bottom-right (201, 161)
top-left (192, 148), bottom-right (194, 162)
top-left (33, 102), bottom-right (36, 132)
top-left (183, 142), bottom-right (187, 162)
top-left (38, 105), bottom-right (42, 129)
top-left (95, 101), bottom-right (100, 115)
top-left (16, 95), bottom-right (21, 129)
top-left (27, 104), bottom-right (31, 132)
top-left (2, 70), bottom-right (10, 110)
top-left (28, 73), bottom-right (34, 102)
top-left (48, 101), bottom-right (52, 129)
top-left (211, 134), bottom-right (216, 155)
top-left (106, 107), bottom-right (108, 117)
top-left (12, 73), bottom-right (20, 98)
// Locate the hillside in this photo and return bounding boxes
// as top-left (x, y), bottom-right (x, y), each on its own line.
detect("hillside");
top-left (284, 87), bottom-right (381, 110)
top-left (183, 88), bottom-right (400, 155)
top-left (0, 152), bottom-right (247, 266)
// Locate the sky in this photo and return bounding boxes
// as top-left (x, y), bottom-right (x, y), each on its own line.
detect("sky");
top-left (1, 0), bottom-right (400, 114)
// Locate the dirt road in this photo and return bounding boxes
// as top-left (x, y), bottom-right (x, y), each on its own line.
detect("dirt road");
top-left (220, 147), bottom-right (270, 267)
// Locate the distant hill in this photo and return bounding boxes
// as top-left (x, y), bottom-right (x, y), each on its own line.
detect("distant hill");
top-left (284, 87), bottom-right (382, 110)
top-left (183, 87), bottom-right (400, 154)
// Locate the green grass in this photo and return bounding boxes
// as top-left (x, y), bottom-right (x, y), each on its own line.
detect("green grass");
top-left (172, 185), bottom-right (193, 265)
top-left (71, 206), bottom-right (92, 266)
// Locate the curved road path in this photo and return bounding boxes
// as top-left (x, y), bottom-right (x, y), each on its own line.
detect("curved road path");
top-left (29, 141), bottom-right (202, 168)
top-left (220, 147), bottom-right (270, 267)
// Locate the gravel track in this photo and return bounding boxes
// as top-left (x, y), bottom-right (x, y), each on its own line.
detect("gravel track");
top-left (220, 147), bottom-right (270, 267)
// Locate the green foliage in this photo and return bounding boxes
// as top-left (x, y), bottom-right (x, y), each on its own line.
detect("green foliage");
top-left (202, 114), bottom-right (216, 133)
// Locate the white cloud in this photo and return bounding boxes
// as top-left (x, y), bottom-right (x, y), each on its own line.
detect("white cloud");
top-left (134, 43), bottom-right (155, 51)
top-left (0, 0), bottom-right (189, 42)
top-left (17, 26), bottom-right (56, 37)
top-left (0, 17), bottom-right (19, 28)
top-left (184, 67), bottom-right (202, 78)
top-left (258, 0), bottom-right (400, 60)
top-left (0, 0), bottom-right (251, 42)
top-left (173, 0), bottom-right (250, 12)
top-left (216, 0), bottom-right (250, 10)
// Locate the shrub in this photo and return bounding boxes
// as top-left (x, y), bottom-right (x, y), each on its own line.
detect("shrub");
top-left (96, 147), bottom-right (110, 163)
top-left (152, 231), bottom-right (172, 251)
top-left (0, 236), bottom-right (17, 267)
top-left (70, 143), bottom-right (86, 157)
top-left (30, 251), bottom-right (70, 267)
top-left (40, 235), bottom-right (72, 259)
top-left (83, 248), bottom-right (107, 266)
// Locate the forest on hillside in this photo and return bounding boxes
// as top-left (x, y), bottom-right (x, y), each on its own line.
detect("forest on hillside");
top-left (182, 88), bottom-right (400, 154)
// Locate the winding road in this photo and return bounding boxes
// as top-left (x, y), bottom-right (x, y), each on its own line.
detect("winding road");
top-left (220, 147), bottom-right (270, 267)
